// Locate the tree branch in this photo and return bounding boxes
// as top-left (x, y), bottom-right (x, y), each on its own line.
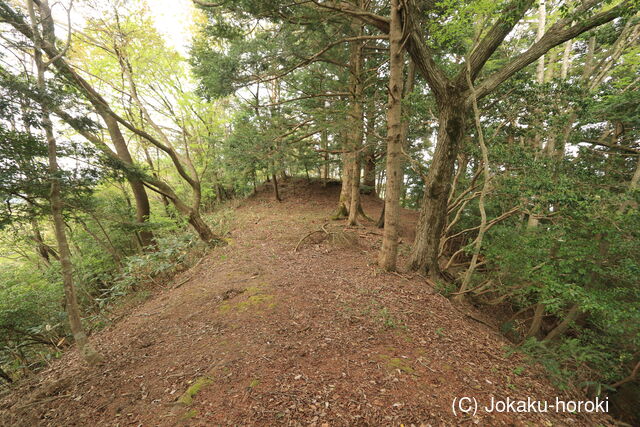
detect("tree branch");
top-left (473, 1), bottom-right (633, 101)
top-left (458, 0), bottom-right (535, 84)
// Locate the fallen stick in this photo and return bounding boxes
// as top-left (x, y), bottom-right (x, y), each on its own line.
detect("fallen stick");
top-left (293, 223), bottom-right (330, 252)
top-left (16, 393), bottom-right (71, 411)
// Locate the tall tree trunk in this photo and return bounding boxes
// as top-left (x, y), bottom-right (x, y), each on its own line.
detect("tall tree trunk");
top-left (28, 0), bottom-right (101, 365)
top-left (99, 112), bottom-right (156, 250)
top-left (543, 48), bottom-right (558, 83)
top-left (362, 104), bottom-right (377, 194)
top-left (347, 16), bottom-right (365, 226)
top-left (321, 103), bottom-right (330, 184)
top-left (378, 0), bottom-right (405, 271)
top-left (560, 38), bottom-right (573, 79)
top-left (378, 60), bottom-right (416, 233)
top-left (408, 91), bottom-right (466, 278)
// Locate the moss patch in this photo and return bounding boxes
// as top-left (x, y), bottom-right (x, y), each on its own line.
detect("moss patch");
top-left (379, 355), bottom-right (415, 374)
top-left (176, 376), bottom-right (213, 406)
top-left (182, 408), bottom-right (198, 419)
top-left (218, 282), bottom-right (276, 313)
top-left (237, 294), bottom-right (275, 311)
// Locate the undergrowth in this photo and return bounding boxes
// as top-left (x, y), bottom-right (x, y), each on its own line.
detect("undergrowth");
top-left (0, 206), bottom-right (234, 384)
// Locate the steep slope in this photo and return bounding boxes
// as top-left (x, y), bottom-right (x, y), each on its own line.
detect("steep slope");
top-left (0, 180), bottom-right (612, 426)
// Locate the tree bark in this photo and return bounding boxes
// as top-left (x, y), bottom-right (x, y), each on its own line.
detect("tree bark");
top-left (378, 0), bottom-right (404, 271)
top-left (336, 132), bottom-right (353, 217)
top-left (347, 156), bottom-right (362, 225)
top-left (408, 91), bottom-right (466, 278)
top-left (362, 152), bottom-right (376, 194)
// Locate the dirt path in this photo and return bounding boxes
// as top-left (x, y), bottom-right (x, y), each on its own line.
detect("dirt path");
top-left (0, 181), bottom-right (611, 426)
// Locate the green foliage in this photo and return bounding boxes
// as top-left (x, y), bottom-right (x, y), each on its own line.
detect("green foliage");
top-left (98, 233), bottom-right (199, 304)
top-left (514, 337), bottom-right (622, 391)
top-left (0, 263), bottom-right (65, 376)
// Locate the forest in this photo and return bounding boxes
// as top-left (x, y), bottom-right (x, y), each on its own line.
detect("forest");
top-left (0, 0), bottom-right (639, 425)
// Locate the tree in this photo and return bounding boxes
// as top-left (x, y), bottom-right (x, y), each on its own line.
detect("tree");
top-left (0, 0), bottom-right (223, 245)
top-left (26, 0), bottom-right (101, 365)
top-left (378, 0), bottom-right (404, 271)
top-left (316, 0), bottom-right (637, 277)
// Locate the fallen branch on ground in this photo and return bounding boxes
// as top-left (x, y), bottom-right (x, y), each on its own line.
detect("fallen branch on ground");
top-left (294, 223), bottom-right (330, 252)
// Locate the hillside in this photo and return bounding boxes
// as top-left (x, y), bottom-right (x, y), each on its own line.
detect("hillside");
top-left (0, 181), bottom-right (613, 426)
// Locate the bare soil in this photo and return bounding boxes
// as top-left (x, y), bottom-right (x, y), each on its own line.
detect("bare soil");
top-left (0, 180), bottom-right (613, 426)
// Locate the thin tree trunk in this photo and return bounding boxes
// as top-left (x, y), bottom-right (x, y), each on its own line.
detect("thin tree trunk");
top-left (560, 39), bottom-right (573, 79)
top-left (543, 304), bottom-right (580, 341)
top-left (30, 217), bottom-right (58, 265)
top-left (347, 15), bottom-right (365, 226)
top-left (252, 169), bottom-right (258, 194)
top-left (77, 219), bottom-right (123, 270)
top-left (376, 168), bottom-right (385, 198)
top-left (401, 60), bottom-right (417, 145)
top-left (457, 62), bottom-right (491, 297)
top-left (347, 157), bottom-right (362, 225)
top-left (543, 48), bottom-right (557, 83)
top-left (272, 173), bottom-right (282, 202)
top-left (378, 0), bottom-right (405, 271)
top-left (28, 0), bottom-right (101, 365)
top-left (536, 0), bottom-right (547, 83)
top-left (532, 0), bottom-right (547, 153)
top-left (362, 153), bottom-right (376, 194)
top-left (362, 105), bottom-right (377, 195)
top-left (321, 100), bottom-right (330, 184)
top-left (525, 303), bottom-right (546, 339)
